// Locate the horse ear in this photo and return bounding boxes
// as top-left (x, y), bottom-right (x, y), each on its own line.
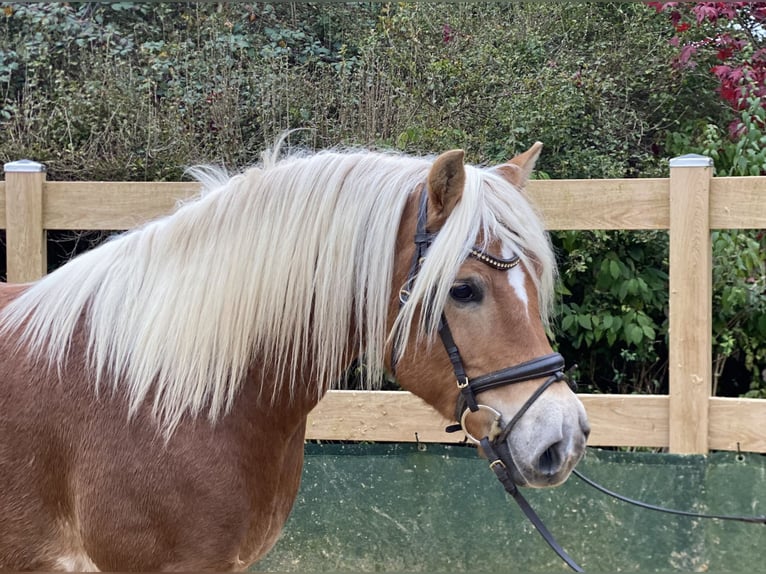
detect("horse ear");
top-left (496, 141), bottom-right (543, 189)
top-left (427, 149), bottom-right (466, 230)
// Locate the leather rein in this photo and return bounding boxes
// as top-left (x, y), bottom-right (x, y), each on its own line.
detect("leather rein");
top-left (395, 186), bottom-right (584, 572)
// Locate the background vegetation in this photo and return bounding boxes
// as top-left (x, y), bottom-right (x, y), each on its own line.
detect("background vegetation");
top-left (1, 2), bottom-right (764, 398)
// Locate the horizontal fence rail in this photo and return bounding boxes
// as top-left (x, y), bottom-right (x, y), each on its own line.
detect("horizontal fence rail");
top-left (2, 157), bottom-right (765, 453)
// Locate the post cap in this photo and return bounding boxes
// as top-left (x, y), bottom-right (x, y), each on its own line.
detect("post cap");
top-left (3, 159), bottom-right (46, 173)
top-left (669, 154), bottom-right (713, 168)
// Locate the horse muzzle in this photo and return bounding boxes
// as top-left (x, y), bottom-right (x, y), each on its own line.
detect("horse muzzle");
top-left (449, 358), bottom-right (590, 488)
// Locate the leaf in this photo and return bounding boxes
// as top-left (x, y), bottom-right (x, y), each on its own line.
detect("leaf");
top-left (626, 324), bottom-right (644, 345)
top-left (636, 312), bottom-right (652, 328)
top-left (627, 246), bottom-right (643, 261)
top-left (609, 259), bottom-right (620, 280)
top-left (618, 281), bottom-right (630, 301)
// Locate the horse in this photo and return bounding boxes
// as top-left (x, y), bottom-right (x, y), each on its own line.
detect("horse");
top-left (0, 139), bottom-right (590, 571)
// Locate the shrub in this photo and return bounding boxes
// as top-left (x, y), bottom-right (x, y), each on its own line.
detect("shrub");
top-left (554, 230), bottom-right (669, 394)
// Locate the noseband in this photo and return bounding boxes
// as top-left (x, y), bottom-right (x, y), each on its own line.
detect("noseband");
top-left (396, 185), bottom-right (583, 572)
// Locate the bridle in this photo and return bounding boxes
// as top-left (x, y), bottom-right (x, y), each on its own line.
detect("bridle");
top-left (395, 185), bottom-right (584, 572)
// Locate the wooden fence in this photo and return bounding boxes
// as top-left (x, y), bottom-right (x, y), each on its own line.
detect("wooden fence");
top-left (2, 156), bottom-right (765, 454)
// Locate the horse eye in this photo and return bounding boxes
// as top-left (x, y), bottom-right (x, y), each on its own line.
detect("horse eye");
top-left (450, 283), bottom-right (481, 303)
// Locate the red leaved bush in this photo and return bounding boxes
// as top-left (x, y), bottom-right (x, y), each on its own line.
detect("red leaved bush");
top-left (649, 2), bottom-right (766, 134)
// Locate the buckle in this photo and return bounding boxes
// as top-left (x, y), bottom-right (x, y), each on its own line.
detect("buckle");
top-left (456, 376), bottom-right (469, 389)
top-left (489, 459), bottom-right (506, 471)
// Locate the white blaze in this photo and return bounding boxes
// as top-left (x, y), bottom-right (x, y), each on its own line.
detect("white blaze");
top-left (502, 242), bottom-right (529, 313)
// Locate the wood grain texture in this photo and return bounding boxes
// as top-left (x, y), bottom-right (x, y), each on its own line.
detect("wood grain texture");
top-left (526, 178), bottom-right (669, 230)
top-left (710, 176), bottom-right (766, 229)
top-left (306, 391), bottom-right (454, 443)
top-left (0, 181), bottom-right (5, 230)
top-left (39, 179), bottom-right (673, 232)
top-left (708, 397), bottom-right (766, 452)
top-left (668, 164), bottom-right (713, 454)
top-left (43, 182), bottom-right (200, 230)
top-left (5, 171), bottom-right (46, 282)
top-left (5, 176), bottom-right (765, 233)
top-left (578, 394), bottom-right (669, 448)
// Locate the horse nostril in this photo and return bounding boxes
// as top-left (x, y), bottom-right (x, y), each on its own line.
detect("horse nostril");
top-left (537, 441), bottom-right (564, 477)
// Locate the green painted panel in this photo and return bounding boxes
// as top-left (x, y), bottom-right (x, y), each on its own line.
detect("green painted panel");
top-left (253, 445), bottom-right (764, 573)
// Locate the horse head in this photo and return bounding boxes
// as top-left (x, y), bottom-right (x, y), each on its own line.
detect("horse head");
top-left (389, 144), bottom-right (590, 488)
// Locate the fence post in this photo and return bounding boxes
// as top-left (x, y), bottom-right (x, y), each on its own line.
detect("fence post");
top-left (3, 160), bottom-right (47, 283)
top-left (668, 154), bottom-right (713, 454)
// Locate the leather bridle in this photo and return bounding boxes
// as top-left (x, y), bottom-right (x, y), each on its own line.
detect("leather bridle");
top-left (396, 185), bottom-right (584, 572)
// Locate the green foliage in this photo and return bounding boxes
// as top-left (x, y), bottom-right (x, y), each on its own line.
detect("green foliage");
top-left (710, 231), bottom-right (766, 398)
top-left (553, 230), bottom-right (668, 394)
top-left (0, 2), bottom-right (381, 179)
top-left (371, 2), bottom-right (689, 177)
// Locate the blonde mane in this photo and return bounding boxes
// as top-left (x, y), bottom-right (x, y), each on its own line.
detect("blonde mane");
top-left (0, 143), bottom-right (555, 435)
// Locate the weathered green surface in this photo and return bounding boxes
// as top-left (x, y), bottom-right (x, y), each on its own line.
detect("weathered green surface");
top-left (253, 444), bottom-right (764, 573)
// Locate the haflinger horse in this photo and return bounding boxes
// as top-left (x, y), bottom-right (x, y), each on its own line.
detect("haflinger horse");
top-left (0, 139), bottom-right (589, 571)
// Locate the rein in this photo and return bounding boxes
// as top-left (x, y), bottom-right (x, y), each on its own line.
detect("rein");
top-left (572, 467), bottom-right (766, 525)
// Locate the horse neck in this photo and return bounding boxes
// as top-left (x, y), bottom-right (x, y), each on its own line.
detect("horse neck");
top-left (241, 338), bottom-right (360, 416)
